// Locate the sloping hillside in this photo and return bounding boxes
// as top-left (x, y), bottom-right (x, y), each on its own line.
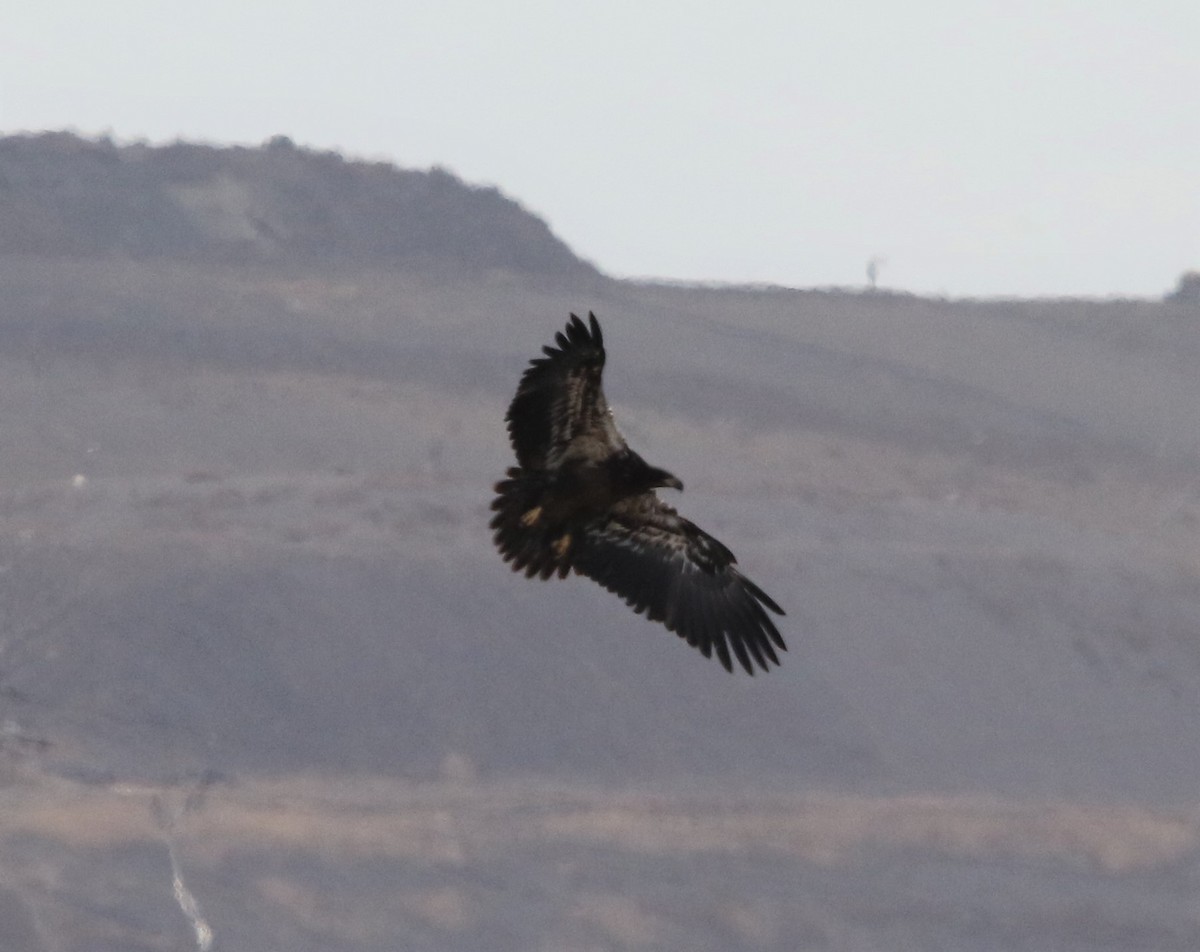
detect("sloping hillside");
top-left (1, 254), bottom-right (1198, 798)
top-left (1, 139), bottom-right (1199, 950)
top-left (0, 132), bottom-right (598, 277)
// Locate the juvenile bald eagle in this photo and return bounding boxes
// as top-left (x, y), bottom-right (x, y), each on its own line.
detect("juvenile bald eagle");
top-left (490, 312), bottom-right (786, 674)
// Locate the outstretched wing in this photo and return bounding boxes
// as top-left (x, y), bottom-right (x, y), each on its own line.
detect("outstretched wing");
top-left (570, 494), bottom-right (787, 674)
top-left (505, 312), bottom-right (625, 471)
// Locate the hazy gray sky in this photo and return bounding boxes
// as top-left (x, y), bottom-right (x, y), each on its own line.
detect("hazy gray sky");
top-left (5, 2), bottom-right (1198, 297)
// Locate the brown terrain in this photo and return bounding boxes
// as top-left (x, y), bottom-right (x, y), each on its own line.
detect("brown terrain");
top-left (0, 132), bottom-right (1199, 951)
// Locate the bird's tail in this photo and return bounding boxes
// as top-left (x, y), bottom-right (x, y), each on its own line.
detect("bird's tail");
top-left (489, 468), bottom-right (569, 580)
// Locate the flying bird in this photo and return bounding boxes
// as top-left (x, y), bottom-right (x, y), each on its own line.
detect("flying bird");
top-left (490, 312), bottom-right (786, 674)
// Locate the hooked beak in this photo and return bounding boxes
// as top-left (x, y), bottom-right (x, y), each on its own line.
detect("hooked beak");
top-left (654, 470), bottom-right (684, 492)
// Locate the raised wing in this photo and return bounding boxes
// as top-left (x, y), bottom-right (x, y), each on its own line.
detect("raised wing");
top-left (505, 312), bottom-right (625, 471)
top-left (570, 494), bottom-right (786, 674)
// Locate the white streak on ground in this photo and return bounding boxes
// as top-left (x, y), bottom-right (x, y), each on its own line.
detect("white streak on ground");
top-left (168, 838), bottom-right (213, 952)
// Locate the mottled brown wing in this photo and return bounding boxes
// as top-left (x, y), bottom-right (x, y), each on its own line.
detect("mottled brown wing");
top-left (505, 312), bottom-right (625, 471)
top-left (570, 494), bottom-right (786, 674)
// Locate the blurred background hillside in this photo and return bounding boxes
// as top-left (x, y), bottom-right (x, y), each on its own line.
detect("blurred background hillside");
top-left (1, 133), bottom-right (1199, 952)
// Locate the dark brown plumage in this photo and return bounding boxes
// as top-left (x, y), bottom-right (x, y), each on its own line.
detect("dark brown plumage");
top-left (490, 312), bottom-right (786, 674)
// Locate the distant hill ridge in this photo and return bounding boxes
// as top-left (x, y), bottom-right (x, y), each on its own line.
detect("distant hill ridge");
top-left (0, 131), bottom-right (598, 277)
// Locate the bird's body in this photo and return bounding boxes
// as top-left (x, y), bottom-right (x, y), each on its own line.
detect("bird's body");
top-left (490, 312), bottom-right (786, 674)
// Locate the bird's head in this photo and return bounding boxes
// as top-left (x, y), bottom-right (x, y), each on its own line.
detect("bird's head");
top-left (633, 460), bottom-right (683, 493)
top-left (614, 451), bottom-right (683, 493)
